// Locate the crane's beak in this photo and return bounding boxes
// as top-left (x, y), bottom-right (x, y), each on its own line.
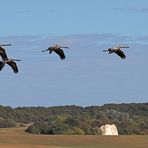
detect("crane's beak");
top-left (41, 49), bottom-right (49, 52)
top-left (103, 49), bottom-right (108, 52)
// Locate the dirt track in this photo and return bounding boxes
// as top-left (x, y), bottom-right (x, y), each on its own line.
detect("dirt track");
top-left (0, 144), bottom-right (63, 148)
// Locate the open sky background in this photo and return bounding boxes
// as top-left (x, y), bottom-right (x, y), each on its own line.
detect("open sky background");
top-left (0, 0), bottom-right (148, 107)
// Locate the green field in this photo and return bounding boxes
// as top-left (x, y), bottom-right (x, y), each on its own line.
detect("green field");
top-left (0, 127), bottom-right (147, 148)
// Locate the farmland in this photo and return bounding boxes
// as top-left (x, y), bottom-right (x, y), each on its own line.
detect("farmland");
top-left (0, 127), bottom-right (147, 148)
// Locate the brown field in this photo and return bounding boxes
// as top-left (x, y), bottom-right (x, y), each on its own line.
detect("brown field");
top-left (0, 127), bottom-right (147, 148)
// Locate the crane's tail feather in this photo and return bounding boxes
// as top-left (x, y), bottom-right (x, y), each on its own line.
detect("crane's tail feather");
top-left (62, 46), bottom-right (70, 49)
top-left (11, 59), bottom-right (21, 61)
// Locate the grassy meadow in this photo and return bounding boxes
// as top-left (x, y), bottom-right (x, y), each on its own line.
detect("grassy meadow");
top-left (0, 127), bottom-right (147, 148)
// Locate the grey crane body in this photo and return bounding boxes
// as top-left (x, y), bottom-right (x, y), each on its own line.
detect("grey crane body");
top-left (42, 45), bottom-right (69, 60)
top-left (103, 45), bottom-right (129, 59)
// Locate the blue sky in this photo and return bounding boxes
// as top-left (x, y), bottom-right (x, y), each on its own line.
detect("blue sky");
top-left (0, 0), bottom-right (148, 107)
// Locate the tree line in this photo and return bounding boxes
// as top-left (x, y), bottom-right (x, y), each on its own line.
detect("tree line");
top-left (0, 103), bottom-right (147, 135)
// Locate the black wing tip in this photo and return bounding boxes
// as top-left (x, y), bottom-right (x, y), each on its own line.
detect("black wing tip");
top-left (60, 56), bottom-right (66, 60)
top-left (13, 70), bottom-right (18, 73)
top-left (121, 55), bottom-right (126, 59)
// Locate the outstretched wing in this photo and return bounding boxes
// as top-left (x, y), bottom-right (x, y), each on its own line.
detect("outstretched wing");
top-left (0, 47), bottom-right (8, 61)
top-left (115, 49), bottom-right (126, 59)
top-left (54, 48), bottom-right (65, 60)
top-left (7, 60), bottom-right (18, 73)
top-left (0, 61), bottom-right (5, 71)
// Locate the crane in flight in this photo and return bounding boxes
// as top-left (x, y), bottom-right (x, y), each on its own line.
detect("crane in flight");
top-left (41, 44), bottom-right (70, 60)
top-left (103, 45), bottom-right (129, 59)
top-left (0, 44), bottom-right (21, 73)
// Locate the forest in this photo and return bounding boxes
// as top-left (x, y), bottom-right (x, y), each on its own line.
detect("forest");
top-left (0, 103), bottom-right (147, 135)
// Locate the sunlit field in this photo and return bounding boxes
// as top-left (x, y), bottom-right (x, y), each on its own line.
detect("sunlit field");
top-left (0, 127), bottom-right (147, 148)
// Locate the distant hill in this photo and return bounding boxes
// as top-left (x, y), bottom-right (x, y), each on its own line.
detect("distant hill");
top-left (0, 103), bottom-right (147, 135)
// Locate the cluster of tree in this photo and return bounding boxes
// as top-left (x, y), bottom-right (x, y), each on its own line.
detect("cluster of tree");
top-left (0, 103), bottom-right (147, 135)
top-left (26, 116), bottom-right (85, 135)
top-left (0, 117), bottom-right (16, 128)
